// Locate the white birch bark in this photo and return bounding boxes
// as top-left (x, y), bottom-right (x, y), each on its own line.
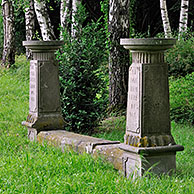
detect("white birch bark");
top-left (60, 0), bottom-right (72, 37)
top-left (109, 0), bottom-right (130, 111)
top-left (25, 0), bottom-right (35, 59)
top-left (34, 0), bottom-right (56, 40)
top-left (71, 0), bottom-right (81, 37)
top-left (179, 0), bottom-right (189, 36)
top-left (1, 0), bottom-right (15, 68)
top-left (160, 0), bottom-right (172, 38)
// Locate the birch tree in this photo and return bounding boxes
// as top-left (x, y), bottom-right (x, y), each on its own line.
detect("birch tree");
top-left (108, 0), bottom-right (130, 112)
top-left (25, 0), bottom-right (35, 59)
top-left (179, 0), bottom-right (189, 37)
top-left (34, 0), bottom-right (55, 40)
top-left (160, 0), bottom-right (172, 38)
top-left (71, 0), bottom-right (81, 37)
top-left (1, 0), bottom-right (15, 68)
top-left (60, 0), bottom-right (72, 37)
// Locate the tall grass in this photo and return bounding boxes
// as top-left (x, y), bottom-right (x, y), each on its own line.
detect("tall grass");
top-left (0, 56), bottom-right (193, 193)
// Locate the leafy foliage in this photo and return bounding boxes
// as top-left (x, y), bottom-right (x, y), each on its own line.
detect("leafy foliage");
top-left (169, 73), bottom-right (194, 124)
top-left (166, 31), bottom-right (194, 77)
top-left (57, 5), bottom-right (108, 134)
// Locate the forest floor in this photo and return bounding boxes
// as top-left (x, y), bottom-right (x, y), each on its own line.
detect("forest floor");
top-left (0, 56), bottom-right (193, 193)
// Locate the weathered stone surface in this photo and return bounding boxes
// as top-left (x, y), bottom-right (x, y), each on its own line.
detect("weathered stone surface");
top-left (22, 41), bottom-right (64, 135)
top-left (120, 38), bottom-right (176, 147)
top-left (37, 130), bottom-right (124, 172)
top-left (93, 144), bottom-right (125, 171)
top-left (28, 127), bottom-right (37, 142)
top-left (119, 144), bottom-right (184, 154)
top-left (38, 130), bottom-right (120, 153)
top-left (22, 39), bottom-right (185, 178)
top-left (122, 151), bottom-right (176, 177)
top-left (23, 41), bottom-right (63, 53)
top-left (120, 38), bottom-right (177, 51)
top-left (37, 130), bottom-right (183, 177)
top-left (120, 38), bottom-right (184, 177)
top-left (120, 143), bottom-right (183, 177)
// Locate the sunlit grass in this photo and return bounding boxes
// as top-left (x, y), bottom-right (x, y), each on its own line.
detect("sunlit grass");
top-left (0, 56), bottom-right (193, 193)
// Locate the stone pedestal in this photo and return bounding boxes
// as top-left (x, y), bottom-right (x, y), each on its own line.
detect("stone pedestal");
top-left (120, 38), bottom-right (184, 176)
top-left (22, 41), bottom-right (65, 140)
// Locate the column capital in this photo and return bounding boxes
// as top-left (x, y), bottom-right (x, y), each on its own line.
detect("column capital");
top-left (23, 40), bottom-right (64, 53)
top-left (120, 38), bottom-right (176, 52)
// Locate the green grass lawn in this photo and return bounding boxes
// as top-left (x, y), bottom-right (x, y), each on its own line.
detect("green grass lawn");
top-left (0, 56), bottom-right (193, 193)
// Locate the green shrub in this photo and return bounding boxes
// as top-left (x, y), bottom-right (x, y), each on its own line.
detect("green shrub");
top-left (169, 73), bottom-right (194, 124)
top-left (166, 32), bottom-right (194, 77)
top-left (57, 5), bottom-right (108, 134)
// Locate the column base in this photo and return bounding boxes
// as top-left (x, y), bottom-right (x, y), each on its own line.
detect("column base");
top-left (22, 114), bottom-right (65, 141)
top-left (120, 144), bottom-right (184, 178)
top-left (124, 134), bottom-right (176, 147)
top-left (22, 113), bottom-right (65, 131)
top-left (27, 128), bottom-right (38, 142)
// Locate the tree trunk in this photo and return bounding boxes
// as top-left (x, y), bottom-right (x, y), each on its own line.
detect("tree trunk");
top-left (34, 0), bottom-right (56, 40)
top-left (71, 0), bottom-right (81, 37)
top-left (60, 0), bottom-right (72, 37)
top-left (25, 0), bottom-right (35, 59)
top-left (160, 0), bottom-right (172, 38)
top-left (108, 0), bottom-right (130, 112)
top-left (1, 0), bottom-right (15, 68)
top-left (179, 0), bottom-right (189, 37)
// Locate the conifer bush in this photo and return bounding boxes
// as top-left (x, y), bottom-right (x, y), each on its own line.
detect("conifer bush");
top-left (57, 5), bottom-right (108, 134)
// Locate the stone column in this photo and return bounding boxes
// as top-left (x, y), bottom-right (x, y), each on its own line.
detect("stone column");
top-left (120, 38), bottom-right (184, 177)
top-left (22, 41), bottom-right (65, 141)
